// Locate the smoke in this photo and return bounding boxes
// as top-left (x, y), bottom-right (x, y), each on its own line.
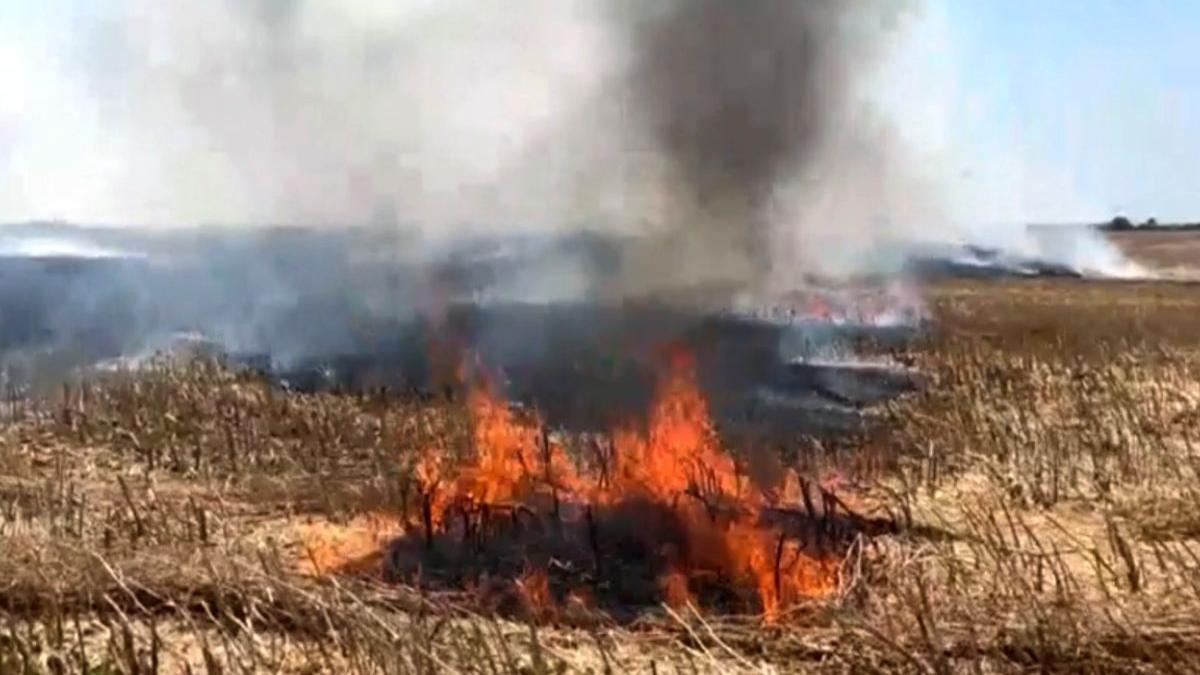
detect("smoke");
top-left (618, 1), bottom-right (843, 289)
top-left (43, 1), bottom-right (930, 288)
top-left (605, 0), bottom-right (933, 294)
top-left (1022, 226), bottom-right (1147, 279)
top-left (9, 1), bottom-right (1152, 294)
top-left (70, 0), bottom-right (624, 231)
top-left (2, 1), bottom-right (1001, 379)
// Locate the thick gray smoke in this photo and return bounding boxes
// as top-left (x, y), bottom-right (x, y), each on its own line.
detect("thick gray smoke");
top-left (610, 0), bottom-right (922, 295)
top-left (1, 1), bottom-right (966, 389)
top-left (1, 1), bottom-right (1147, 418)
top-left (623, 1), bottom-right (845, 290)
top-left (8, 1), bottom-right (1145, 293)
top-left (49, 1), bottom-right (922, 292)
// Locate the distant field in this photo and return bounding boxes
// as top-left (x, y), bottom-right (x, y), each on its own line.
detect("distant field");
top-left (1109, 229), bottom-right (1200, 275)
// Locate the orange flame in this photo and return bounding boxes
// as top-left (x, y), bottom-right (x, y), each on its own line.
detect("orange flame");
top-left (660, 566), bottom-right (695, 609)
top-left (302, 345), bottom-right (841, 618)
top-left (606, 348), bottom-right (838, 617)
top-left (459, 374), bottom-right (583, 506)
top-left (516, 567), bottom-right (557, 621)
top-left (607, 347), bottom-right (739, 502)
top-left (297, 512), bottom-right (402, 576)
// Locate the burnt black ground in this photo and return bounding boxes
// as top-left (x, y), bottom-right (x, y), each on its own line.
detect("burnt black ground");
top-left (0, 225), bottom-right (937, 436)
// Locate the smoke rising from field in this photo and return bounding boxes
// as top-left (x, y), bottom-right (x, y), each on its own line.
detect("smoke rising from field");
top-left (616, 0), bottom-right (922, 292)
top-left (6, 2), bottom-right (1153, 293)
top-left (48, 1), bottom-right (596, 233)
top-left (0, 1), bottom-right (1154, 395)
top-left (41, 1), bottom-right (931, 288)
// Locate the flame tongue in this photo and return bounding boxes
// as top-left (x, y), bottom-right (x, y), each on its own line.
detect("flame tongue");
top-left (609, 347), bottom-right (738, 501)
top-left (305, 345), bottom-right (844, 619)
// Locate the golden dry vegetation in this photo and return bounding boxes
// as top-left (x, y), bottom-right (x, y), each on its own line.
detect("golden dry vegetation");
top-left (3, 275), bottom-right (1200, 673)
top-left (1109, 229), bottom-right (1200, 279)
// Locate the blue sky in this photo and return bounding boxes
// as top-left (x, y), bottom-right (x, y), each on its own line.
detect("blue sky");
top-left (0, 0), bottom-right (1197, 226)
top-left (927, 0), bottom-right (1200, 223)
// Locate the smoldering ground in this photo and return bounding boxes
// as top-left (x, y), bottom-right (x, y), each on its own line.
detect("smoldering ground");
top-left (0, 2), bottom-right (1138, 427)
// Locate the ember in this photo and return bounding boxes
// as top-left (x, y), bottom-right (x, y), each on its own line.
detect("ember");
top-left (303, 346), bottom-right (886, 620)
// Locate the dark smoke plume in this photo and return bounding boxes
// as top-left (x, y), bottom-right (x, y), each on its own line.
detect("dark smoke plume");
top-left (615, 0), bottom-right (909, 295)
top-left (1, 2), bottom-right (929, 367)
top-left (21, 1), bottom-right (921, 293)
top-left (638, 2), bottom-right (825, 262)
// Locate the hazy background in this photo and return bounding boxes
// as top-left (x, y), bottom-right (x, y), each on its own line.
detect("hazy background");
top-left (0, 0), bottom-right (1180, 398)
top-left (869, 0), bottom-right (1200, 229)
top-left (0, 0), bottom-right (1195, 282)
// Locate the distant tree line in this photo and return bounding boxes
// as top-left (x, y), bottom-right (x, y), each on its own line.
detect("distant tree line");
top-left (1099, 216), bottom-right (1200, 232)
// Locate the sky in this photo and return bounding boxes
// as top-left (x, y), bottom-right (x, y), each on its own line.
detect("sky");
top-left (0, 0), bottom-right (1197, 228)
top-left (890, 0), bottom-right (1200, 226)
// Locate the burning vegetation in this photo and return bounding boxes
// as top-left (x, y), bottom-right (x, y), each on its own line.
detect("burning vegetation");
top-left (4, 275), bottom-right (1200, 672)
top-left (301, 345), bottom-right (891, 620)
top-left (3, 0), bottom-right (1195, 670)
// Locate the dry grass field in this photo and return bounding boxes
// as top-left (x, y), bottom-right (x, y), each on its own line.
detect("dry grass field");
top-left (3, 274), bottom-right (1200, 673)
top-left (1110, 230), bottom-right (1200, 277)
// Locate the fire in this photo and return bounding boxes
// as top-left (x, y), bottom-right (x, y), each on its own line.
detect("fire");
top-left (297, 512), bottom-right (402, 576)
top-left (516, 567), bottom-right (556, 621)
top-left (460, 378), bottom-right (539, 504)
top-left (301, 345), bottom-right (845, 620)
top-left (607, 346), bottom-right (739, 501)
top-left (659, 566), bottom-right (695, 609)
top-left (460, 374), bottom-right (584, 505)
top-left (603, 347), bottom-right (839, 617)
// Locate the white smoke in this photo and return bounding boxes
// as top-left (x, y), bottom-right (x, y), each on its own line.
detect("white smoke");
top-left (1, 0), bottom-right (1146, 285)
top-left (62, 0), bottom-right (628, 232)
top-left (27, 4), bottom-right (920, 233)
top-left (0, 235), bottom-right (138, 260)
top-left (1023, 226), bottom-right (1147, 279)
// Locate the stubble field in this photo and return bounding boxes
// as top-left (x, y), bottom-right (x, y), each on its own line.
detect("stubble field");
top-left (2, 237), bottom-right (1200, 673)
